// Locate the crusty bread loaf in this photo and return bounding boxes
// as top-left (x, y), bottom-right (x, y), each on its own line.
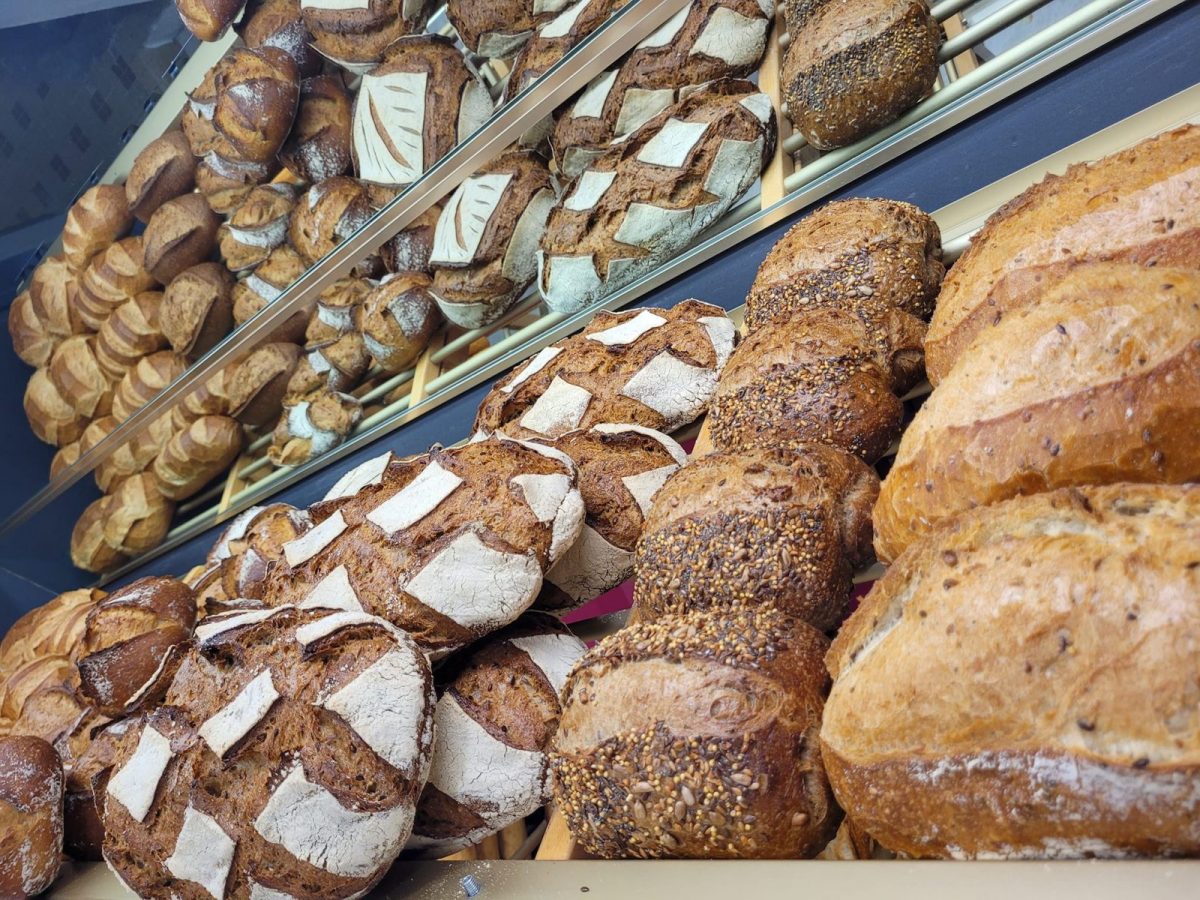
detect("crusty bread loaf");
top-left (143, 193), bottom-right (221, 285)
top-left (231, 244), bottom-right (310, 344)
top-left (290, 176), bottom-right (372, 266)
top-left (195, 150), bottom-right (275, 215)
top-left (125, 130), bottom-right (196, 223)
top-left (212, 47), bottom-right (300, 164)
top-left (824, 483), bottom-right (1200, 859)
top-left (218, 183), bottom-right (295, 273)
top-left (279, 74), bottom-right (353, 183)
top-left (875, 262), bottom-right (1200, 562)
top-left (25, 367), bottom-right (88, 447)
top-left (633, 445), bottom-right (877, 631)
top-left (361, 273), bottom-right (440, 373)
top-left (172, 368), bottom-right (232, 431)
top-left (447, 0), bottom-right (566, 57)
top-left (380, 204), bottom-right (441, 276)
top-left (28, 254), bottom-right (86, 339)
top-left (268, 389), bottom-right (361, 466)
top-left (103, 472), bottom-right (175, 556)
top-left (0, 735), bottom-right (64, 896)
top-left (63, 717), bottom-right (130, 860)
top-left (202, 503), bottom-right (313, 605)
top-left (111, 350), bottom-right (187, 422)
top-left (227, 341), bottom-right (302, 430)
top-left (181, 63), bottom-right (221, 158)
top-left (0, 589), bottom-right (101, 678)
top-left (50, 441), bottom-right (81, 480)
top-left (95, 290), bottom-right (167, 378)
top-left (782, 0), bottom-right (941, 150)
top-left (287, 332), bottom-right (370, 399)
top-left (926, 124), bottom-right (1200, 384)
top-left (48, 334), bottom-right (115, 418)
top-left (77, 237), bottom-right (158, 332)
top-left (8, 288), bottom-right (58, 368)
top-left (306, 277), bottom-right (367, 346)
top-left (238, 0), bottom-right (321, 77)
top-left (553, 603), bottom-right (839, 858)
top-left (302, 0), bottom-right (432, 74)
top-left (71, 497), bottom-right (130, 573)
top-left (161, 262), bottom-right (235, 360)
top-left (174, 0), bottom-right (243, 41)
top-left (152, 415), bottom-right (245, 500)
top-left (61, 184), bottom-right (133, 270)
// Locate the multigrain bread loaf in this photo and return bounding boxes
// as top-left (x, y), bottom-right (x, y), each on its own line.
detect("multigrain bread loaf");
top-left (430, 149), bottom-right (556, 328)
top-left (744, 198), bottom-right (944, 332)
top-left (874, 263), bottom-right (1200, 562)
top-left (279, 74), bottom-right (353, 183)
top-left (125, 131), bottom-right (197, 223)
top-left (407, 614), bottom-right (586, 857)
top-left (475, 300), bottom-right (736, 439)
top-left (25, 368), bottom-right (88, 447)
top-left (540, 81), bottom-right (774, 313)
top-left (153, 415), bottom-right (245, 500)
top-left (101, 606), bottom-right (435, 899)
top-left (550, 1), bottom-right (773, 177)
top-left (8, 289), bottom-right (58, 368)
top-left (259, 435), bottom-right (585, 656)
top-left (824, 484), bottom-right (1200, 859)
top-left (71, 497), bottom-right (130, 573)
top-left (77, 237), bottom-right (159, 331)
top-left (143, 193), bottom-right (221, 285)
top-left (782, 0), bottom-right (941, 150)
top-left (553, 603), bottom-right (839, 858)
top-left (302, 0), bottom-right (432, 74)
top-left (95, 291), bottom-right (167, 378)
top-left (61, 184), bottom-right (133, 270)
top-left (161, 262), bottom-right (235, 359)
top-left (218, 183), bottom-right (295, 273)
top-left (632, 446), bottom-right (877, 631)
top-left (926, 124), bottom-right (1200, 384)
top-left (238, 0), bottom-right (322, 77)
top-left (289, 176), bottom-right (372, 266)
top-left (0, 735), bottom-right (64, 897)
top-left (361, 273), bottom-right (440, 373)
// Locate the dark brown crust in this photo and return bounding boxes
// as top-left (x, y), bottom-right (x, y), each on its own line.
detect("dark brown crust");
top-left (174, 0), bottom-right (243, 41)
top-left (161, 262), bottom-right (234, 359)
top-left (503, 0), bottom-right (630, 104)
top-left (379, 205), bottom-right (440, 275)
top-left (143, 194), bottom-right (221, 285)
top-left (125, 131), bottom-right (197, 224)
top-left (446, 0), bottom-right (550, 55)
top-left (278, 75), bottom-right (353, 182)
top-left (289, 176), bottom-right (372, 267)
top-left (0, 735), bottom-right (63, 896)
top-left (238, 0), bottom-right (323, 77)
top-left (212, 47), bottom-right (300, 165)
top-left (228, 342), bottom-right (302, 430)
top-left (360, 272), bottom-right (440, 374)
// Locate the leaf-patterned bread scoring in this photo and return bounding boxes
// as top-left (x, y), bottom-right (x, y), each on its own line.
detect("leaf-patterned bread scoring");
top-left (355, 71), bottom-right (427, 186)
top-left (432, 173), bottom-right (514, 266)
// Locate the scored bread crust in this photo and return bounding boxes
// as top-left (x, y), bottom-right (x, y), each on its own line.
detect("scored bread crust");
top-left (874, 262), bottom-right (1200, 561)
top-left (0, 735), bottom-right (64, 897)
top-left (925, 123), bottom-right (1200, 384)
top-left (823, 483), bottom-right (1200, 860)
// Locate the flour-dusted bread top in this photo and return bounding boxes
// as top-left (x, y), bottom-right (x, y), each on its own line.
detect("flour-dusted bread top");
top-left (351, 35), bottom-right (493, 188)
top-left (540, 80), bottom-right (774, 314)
top-left (360, 272), bottom-right (441, 374)
top-left (289, 176), bottom-right (373, 267)
top-left (537, 423), bottom-right (686, 612)
top-left (824, 484), bottom-right (1200, 859)
top-left (926, 124), bottom-right (1200, 384)
top-left (260, 435), bottom-right (585, 656)
top-left (447, 0), bottom-right (573, 57)
top-left (875, 262), bottom-right (1200, 562)
top-left (101, 606), bottom-right (435, 898)
top-left (0, 735), bottom-right (64, 897)
top-left (475, 299), bottom-right (736, 440)
top-left (407, 613), bottom-right (586, 856)
top-left (269, 389), bottom-right (363, 466)
top-left (550, 0), bottom-right (774, 178)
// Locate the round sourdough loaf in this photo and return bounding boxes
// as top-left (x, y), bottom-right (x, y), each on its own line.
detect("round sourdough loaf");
top-left (219, 184), bottom-right (295, 274)
top-left (76, 576), bottom-right (197, 717)
top-left (306, 277), bottom-right (369, 344)
top-left (474, 299), bottom-right (737, 440)
top-left (143, 194), bottom-right (222, 285)
top-left (174, 0), bottom-right (244, 41)
top-left (161, 263), bottom-right (235, 360)
top-left (61, 184), bottom-right (133, 270)
top-left (231, 245), bottom-right (310, 344)
top-left (360, 272), bottom-right (440, 373)
top-left (239, 0), bottom-right (321, 77)
top-left (172, 369), bottom-right (233, 431)
top-left (553, 603), bottom-right (839, 858)
top-left (289, 176), bottom-right (372, 266)
top-left (286, 333), bottom-right (370, 399)
top-left (0, 588), bottom-right (101, 677)
top-left (212, 47), bottom-right (300, 165)
top-left (126, 131), bottom-right (197, 224)
top-left (536, 423), bottom-right (687, 612)
top-left (0, 735), bottom-right (64, 896)
top-left (632, 445), bottom-right (877, 631)
top-left (97, 415), bottom-right (175, 493)
top-left (50, 441), bottom-right (81, 479)
top-left (196, 151), bottom-right (275, 215)
top-left (407, 613), bottom-right (587, 856)
top-left (824, 483), bottom-right (1200, 859)
top-left (268, 389), bottom-right (362, 466)
top-left (260, 435), bottom-right (585, 656)
top-left (279, 74), bottom-right (353, 183)
top-left (100, 606), bottom-right (436, 898)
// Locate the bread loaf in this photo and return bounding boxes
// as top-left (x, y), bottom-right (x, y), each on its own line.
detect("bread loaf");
top-left (95, 290), bottom-right (167, 378)
top-left (76, 236), bottom-right (158, 331)
top-left (321, 450), bottom-right (398, 502)
top-left (269, 389), bottom-right (361, 466)
top-left (111, 350), bottom-right (187, 422)
top-left (78, 416), bottom-right (118, 490)
top-left (447, 0), bottom-right (563, 57)
top-left (238, 0), bottom-right (322, 77)
top-left (290, 176), bottom-right (372, 266)
top-left (48, 334), bottom-right (114, 418)
top-left (63, 717), bottom-right (130, 861)
top-left (875, 262), bottom-right (1200, 561)
top-left (28, 254), bottom-right (85, 339)
top-left (407, 614), bottom-right (586, 856)
top-left (0, 654), bottom-right (74, 724)
top-left (50, 441), bottom-right (81, 479)
top-left (161, 262), bottom-right (235, 360)
top-left (351, 36), bottom-right (493, 188)
top-left (205, 502), bottom-right (313, 602)
top-left (0, 589), bottom-right (101, 680)
top-left (181, 63), bottom-right (222, 158)
top-left (302, 0), bottom-right (432, 74)
top-left (550, 1), bottom-right (773, 177)
top-left (227, 341), bottom-right (302, 429)
top-left (61, 184), bottom-right (133, 270)
top-left (172, 368), bottom-right (232, 431)
top-left (212, 46), bottom-right (300, 166)
top-left (825, 484), bottom-right (1200, 859)
top-left (540, 81), bottom-right (774, 313)
top-left (231, 244), bottom-right (310, 343)
top-left (380, 203), bottom-right (440, 275)
top-left (25, 367), bottom-right (88, 447)
top-left (71, 497), bottom-right (130, 573)
top-left (553, 603), bottom-right (838, 858)
top-left (782, 0), bottom-right (941, 150)
top-left (143, 193), bottom-right (221, 284)
top-left (101, 606), bottom-right (435, 898)
top-left (153, 415), bottom-right (245, 500)
top-left (103, 472), bottom-right (176, 555)
top-left (0, 735), bottom-right (63, 896)
top-left (475, 300), bottom-right (736, 440)
top-left (125, 130), bottom-right (197, 223)
top-left (8, 289), bottom-right (58, 368)
top-left (174, 0), bottom-right (244, 40)
top-left (430, 149), bottom-right (556, 328)
top-left (926, 124), bottom-right (1200, 384)
top-left (288, 332), bottom-right (370, 398)
top-left (196, 150), bottom-right (275, 215)
top-left (361, 272), bottom-right (440, 373)
top-left (280, 74), bottom-right (353, 183)
top-left (219, 183), bottom-right (296, 273)
top-left (97, 413), bottom-right (176, 492)
top-left (307, 277), bottom-right (368, 344)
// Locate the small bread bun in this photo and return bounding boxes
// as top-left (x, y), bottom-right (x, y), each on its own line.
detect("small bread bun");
top-left (61, 184), bottom-right (133, 270)
top-left (71, 496), bottom-right (130, 573)
top-left (125, 131), bottom-right (197, 223)
top-left (213, 47), bottom-right (300, 164)
top-left (143, 193), bottom-right (221, 284)
top-left (102, 472), bottom-right (175, 555)
top-left (161, 262), bottom-right (235, 360)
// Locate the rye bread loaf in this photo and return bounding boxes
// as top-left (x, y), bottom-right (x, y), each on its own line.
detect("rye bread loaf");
top-left (553, 603), bottom-right (838, 858)
top-left (633, 445), bottom-right (877, 631)
top-left (238, 0), bottom-right (322, 77)
top-left (550, 0), bottom-right (773, 178)
top-left (744, 197), bottom-right (944, 332)
top-left (301, 0), bottom-right (432, 74)
top-left (360, 273), bottom-right (440, 373)
top-left (874, 262), bottom-right (1200, 562)
top-left (212, 47), bottom-right (300, 165)
top-left (351, 35), bottom-right (493, 188)
top-left (540, 80), bottom-right (774, 314)
top-left (430, 150), bottom-right (556, 328)
top-left (101, 606), bottom-right (435, 898)
top-left (227, 341), bottom-right (302, 430)
top-left (279, 74), bottom-right (354, 183)
top-left (0, 735), bottom-right (64, 897)
top-left (475, 300), bottom-right (736, 439)
top-left (126, 131), bottom-right (197, 224)
top-left (407, 613), bottom-right (586, 856)
top-left (379, 204), bottom-right (441, 275)
top-left (306, 277), bottom-right (369, 344)
top-left (143, 194), bottom-right (221, 285)
top-left (231, 245), bottom-right (310, 344)
top-left (61, 184), bottom-right (133, 270)
top-left (824, 483), bottom-right (1200, 859)
top-left (504, 0), bottom-right (630, 105)
top-left (447, 0), bottom-right (570, 57)
top-left (537, 423), bottom-right (686, 612)
top-left (269, 389), bottom-right (362, 466)
top-left (63, 717), bottom-right (131, 860)
top-left (782, 0), bottom-right (941, 150)
top-left (8, 289), bottom-right (58, 368)
top-left (926, 124), bottom-right (1200, 384)
top-left (259, 435), bottom-right (585, 656)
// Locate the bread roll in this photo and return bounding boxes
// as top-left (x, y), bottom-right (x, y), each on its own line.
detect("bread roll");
top-left (213, 47), bottom-right (300, 164)
top-left (289, 176), bottom-right (372, 266)
top-left (111, 350), bottom-right (187, 422)
top-left (287, 332), bottom-right (370, 399)
top-left (825, 484), bottom-right (1200, 859)
top-left (306, 277), bottom-right (368, 344)
top-left (195, 150), bottom-right (275, 215)
top-left (302, 0), bottom-right (432, 74)
top-left (29, 253), bottom-right (86, 338)
top-left (379, 203), bottom-right (441, 275)
top-left (49, 334), bottom-right (114, 418)
top-left (76, 236), bottom-right (157, 331)
top-left (153, 415), bottom-right (245, 500)
top-left (95, 290), bottom-right (167, 378)
top-left (279, 74), bottom-right (353, 183)
top-left (0, 736), bottom-right (63, 896)
top-left (174, 0), bottom-right (244, 40)
top-left (361, 272), bottom-right (440, 373)
top-left (125, 130), bottom-right (197, 223)
top-left (231, 244), bottom-right (309, 343)
top-left (553, 604), bottom-right (838, 858)
top-left (25, 367), bottom-right (88, 447)
top-left (71, 496), bottom-right (130, 573)
top-left (161, 262), bottom-right (235, 360)
top-left (875, 263), bottom-right (1200, 561)
top-left (103, 472), bottom-right (176, 555)
top-left (227, 341), bottom-right (302, 429)
top-left (269, 389), bottom-right (362, 466)
top-left (61, 184), bottom-right (133, 270)
top-left (143, 193), bottom-right (221, 284)
top-left (238, 0), bottom-right (322, 77)
top-left (218, 183), bottom-right (295, 273)
top-left (783, 0), bottom-right (941, 150)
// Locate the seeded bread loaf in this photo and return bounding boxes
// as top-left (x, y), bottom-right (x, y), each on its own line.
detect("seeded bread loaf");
top-left (0, 735), bottom-right (64, 896)
top-left (875, 262), bottom-right (1200, 562)
top-left (782, 0), bottom-right (941, 150)
top-left (125, 131), bottom-right (197, 224)
top-left (825, 484), bottom-right (1200, 859)
top-left (101, 606), bottom-right (435, 898)
top-left (302, 0), bottom-right (432, 74)
top-left (553, 603), bottom-right (838, 858)
top-left (61, 184), bottom-right (133, 270)
top-left (926, 124), bottom-right (1200, 384)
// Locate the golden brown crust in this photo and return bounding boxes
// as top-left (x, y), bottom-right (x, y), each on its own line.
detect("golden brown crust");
top-left (72, 497), bottom-right (131, 573)
top-left (303, 0), bottom-right (431, 69)
top-left (361, 272), bottom-right (440, 374)
top-left (289, 176), bottom-right (372, 266)
top-left (218, 184), bottom-right (296, 274)
top-left (111, 350), bottom-right (187, 423)
top-left (306, 277), bottom-right (369, 344)
top-left (77, 237), bottom-right (158, 332)
top-left (152, 415), bottom-right (245, 500)
top-left (125, 131), bottom-right (197, 223)
top-left (174, 0), bottom-right (243, 41)
top-left (61, 184), bottom-right (133, 270)
top-left (95, 291), bottom-right (167, 378)
top-left (103, 472), bottom-right (176, 556)
top-left (29, 254), bottom-right (86, 338)
top-left (8, 289), bottom-right (59, 368)
top-left (227, 341), bottom-right (302, 430)
top-left (48, 334), bottom-right (115, 419)
top-left (161, 262), bottom-right (235, 360)
top-left (25, 367), bottom-right (88, 447)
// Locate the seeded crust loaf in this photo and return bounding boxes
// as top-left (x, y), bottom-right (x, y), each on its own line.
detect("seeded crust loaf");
top-left (475, 300), bottom-right (736, 440)
top-left (782, 0), bottom-right (941, 151)
top-left (0, 735), bottom-right (64, 896)
top-left (407, 613), bottom-right (586, 856)
top-left (101, 606), bottom-right (435, 898)
top-left (632, 445), bottom-right (877, 631)
top-left (550, 0), bottom-right (773, 178)
top-left (259, 435), bottom-right (585, 656)
top-left (824, 484), bottom-right (1200, 859)
top-left (926, 124), bottom-right (1200, 384)
top-left (744, 198), bottom-right (944, 332)
top-left (874, 262), bottom-right (1200, 562)
top-left (553, 603), bottom-right (839, 858)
